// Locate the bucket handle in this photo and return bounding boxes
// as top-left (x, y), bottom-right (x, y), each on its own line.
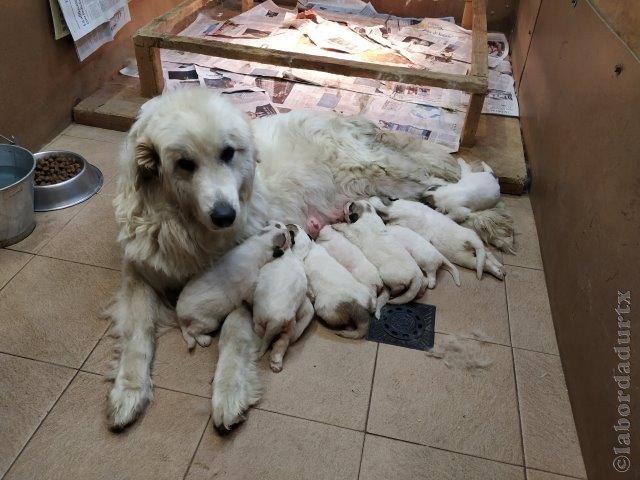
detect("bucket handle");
top-left (0, 134), bottom-right (18, 145)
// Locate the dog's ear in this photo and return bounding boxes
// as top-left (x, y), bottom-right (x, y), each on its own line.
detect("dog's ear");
top-left (134, 140), bottom-right (160, 190)
top-left (272, 231), bottom-right (288, 258)
top-left (423, 193), bottom-right (436, 208)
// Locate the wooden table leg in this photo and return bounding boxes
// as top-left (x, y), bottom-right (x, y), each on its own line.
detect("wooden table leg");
top-left (135, 44), bottom-right (164, 97)
top-left (460, 92), bottom-right (485, 147)
top-left (462, 0), bottom-right (473, 28)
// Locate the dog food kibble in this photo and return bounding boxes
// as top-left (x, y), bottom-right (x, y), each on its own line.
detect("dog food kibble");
top-left (34, 154), bottom-right (82, 186)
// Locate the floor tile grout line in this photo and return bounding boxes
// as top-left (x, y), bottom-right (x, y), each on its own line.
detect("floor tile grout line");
top-left (0, 253), bottom-right (36, 294)
top-left (30, 253), bottom-right (121, 273)
top-left (504, 278), bottom-right (528, 470)
top-left (0, 350), bottom-right (77, 372)
top-left (502, 262), bottom-right (543, 272)
top-left (525, 467), bottom-right (586, 480)
top-left (182, 415), bottom-right (212, 480)
top-left (1, 369), bottom-right (81, 480)
top-left (50, 132), bottom-right (125, 146)
top-left (357, 342), bottom-right (379, 479)
top-left (365, 431), bottom-right (528, 470)
top-left (253, 406), bottom-right (364, 434)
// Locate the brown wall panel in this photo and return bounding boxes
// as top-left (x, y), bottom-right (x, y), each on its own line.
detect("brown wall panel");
top-left (589, 0), bottom-right (640, 59)
top-left (519, 0), bottom-right (640, 478)
top-left (0, 0), bottom-right (182, 151)
top-left (510, 0), bottom-right (541, 87)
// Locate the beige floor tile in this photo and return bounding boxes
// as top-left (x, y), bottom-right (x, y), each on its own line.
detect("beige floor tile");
top-left (421, 268), bottom-right (511, 346)
top-left (527, 469), bottom-right (582, 480)
top-left (4, 372), bottom-right (209, 480)
top-left (360, 434), bottom-right (525, 480)
top-left (513, 349), bottom-right (586, 477)
top-left (259, 322), bottom-right (377, 430)
top-left (44, 135), bottom-right (121, 184)
top-left (0, 256), bottom-right (119, 367)
top-left (6, 204), bottom-right (85, 254)
top-left (39, 181), bottom-right (121, 270)
top-left (185, 409), bottom-right (363, 480)
top-left (0, 354), bottom-right (75, 477)
top-left (503, 196), bottom-right (544, 270)
top-left (61, 124), bottom-right (127, 144)
top-left (0, 250), bottom-right (32, 289)
top-left (506, 266), bottom-right (559, 355)
top-left (368, 338), bottom-right (523, 465)
top-left (84, 328), bottom-right (218, 398)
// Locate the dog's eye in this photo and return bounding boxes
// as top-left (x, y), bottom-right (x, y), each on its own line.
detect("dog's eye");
top-left (177, 158), bottom-right (197, 172)
top-left (220, 146), bottom-right (235, 163)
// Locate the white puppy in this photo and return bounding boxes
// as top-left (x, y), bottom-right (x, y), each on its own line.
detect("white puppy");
top-left (253, 224), bottom-right (314, 372)
top-left (424, 158), bottom-right (500, 222)
top-left (334, 200), bottom-right (423, 304)
top-left (370, 197), bottom-right (505, 280)
top-left (386, 224), bottom-right (461, 289)
top-left (176, 222), bottom-right (291, 349)
top-left (212, 305), bottom-right (264, 432)
top-left (301, 233), bottom-right (375, 339)
top-left (316, 225), bottom-right (388, 315)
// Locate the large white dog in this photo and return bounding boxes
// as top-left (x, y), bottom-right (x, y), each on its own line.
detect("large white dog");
top-left (106, 88), bottom-right (512, 430)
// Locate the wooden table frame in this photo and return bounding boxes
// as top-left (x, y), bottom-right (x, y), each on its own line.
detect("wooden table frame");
top-left (133, 0), bottom-right (488, 146)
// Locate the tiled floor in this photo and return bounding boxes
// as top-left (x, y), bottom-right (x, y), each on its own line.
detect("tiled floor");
top-left (0, 125), bottom-right (586, 480)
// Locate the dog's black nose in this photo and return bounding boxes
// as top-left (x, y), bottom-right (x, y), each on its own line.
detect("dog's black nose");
top-left (210, 202), bottom-right (236, 228)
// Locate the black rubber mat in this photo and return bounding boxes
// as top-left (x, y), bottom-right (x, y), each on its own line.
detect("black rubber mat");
top-left (367, 303), bottom-right (435, 351)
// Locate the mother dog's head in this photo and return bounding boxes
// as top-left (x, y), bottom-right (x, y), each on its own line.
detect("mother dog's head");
top-left (121, 88), bottom-right (256, 231)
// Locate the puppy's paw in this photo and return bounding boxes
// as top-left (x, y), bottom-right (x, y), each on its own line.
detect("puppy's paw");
top-left (180, 328), bottom-right (197, 350)
top-left (270, 360), bottom-right (283, 373)
top-left (195, 334), bottom-right (212, 347)
top-left (107, 382), bottom-right (152, 431)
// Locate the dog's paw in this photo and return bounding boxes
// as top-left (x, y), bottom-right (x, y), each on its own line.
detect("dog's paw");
top-left (107, 383), bottom-right (152, 431)
top-left (195, 334), bottom-right (212, 348)
top-left (270, 360), bottom-right (283, 373)
top-left (212, 393), bottom-right (247, 432)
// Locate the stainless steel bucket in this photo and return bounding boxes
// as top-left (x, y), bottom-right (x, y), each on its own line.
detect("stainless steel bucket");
top-left (0, 138), bottom-right (36, 247)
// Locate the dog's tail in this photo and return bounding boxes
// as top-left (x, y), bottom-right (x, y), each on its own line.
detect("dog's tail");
top-left (374, 288), bottom-right (390, 319)
top-left (441, 258), bottom-right (461, 286)
top-left (466, 237), bottom-right (487, 280)
top-left (333, 302), bottom-right (371, 339)
top-left (388, 272), bottom-right (422, 304)
top-left (462, 201), bottom-right (515, 254)
top-left (212, 306), bottom-right (264, 433)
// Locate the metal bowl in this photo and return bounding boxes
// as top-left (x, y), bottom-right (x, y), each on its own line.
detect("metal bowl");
top-left (33, 150), bottom-right (103, 211)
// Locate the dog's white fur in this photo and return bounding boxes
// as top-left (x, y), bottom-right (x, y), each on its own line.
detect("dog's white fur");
top-left (302, 234), bottom-right (375, 339)
top-left (175, 223), bottom-right (291, 350)
top-left (212, 305), bottom-right (264, 432)
top-left (107, 88), bottom-right (514, 430)
top-left (253, 224), bottom-right (314, 372)
top-left (370, 197), bottom-right (505, 280)
top-left (425, 158), bottom-right (501, 222)
top-left (386, 224), bottom-right (461, 289)
top-left (316, 224), bottom-right (388, 315)
top-left (334, 200), bottom-right (423, 304)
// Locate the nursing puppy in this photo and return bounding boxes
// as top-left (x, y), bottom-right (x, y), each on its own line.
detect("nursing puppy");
top-left (370, 197), bottom-right (505, 279)
top-left (302, 232), bottom-right (375, 339)
top-left (316, 225), bottom-right (388, 315)
top-left (253, 224), bottom-right (314, 372)
top-left (386, 224), bottom-right (461, 289)
top-left (424, 158), bottom-right (500, 222)
top-left (333, 200), bottom-right (423, 304)
top-left (176, 222), bottom-right (291, 349)
top-left (212, 305), bottom-right (264, 432)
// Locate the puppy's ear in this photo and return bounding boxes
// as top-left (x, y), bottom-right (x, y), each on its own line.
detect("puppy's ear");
top-left (423, 193), bottom-right (436, 208)
top-left (272, 231), bottom-right (288, 258)
top-left (134, 140), bottom-right (160, 190)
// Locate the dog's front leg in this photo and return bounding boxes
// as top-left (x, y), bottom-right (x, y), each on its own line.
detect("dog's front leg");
top-left (106, 266), bottom-right (160, 431)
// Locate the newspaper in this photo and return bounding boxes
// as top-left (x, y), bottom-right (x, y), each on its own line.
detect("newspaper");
top-left (378, 82), bottom-right (467, 111)
top-left (74, 5), bottom-right (130, 61)
top-left (49, 0), bottom-right (70, 39)
top-left (297, 18), bottom-right (377, 53)
top-left (487, 32), bottom-right (509, 69)
top-left (57, 0), bottom-right (128, 40)
top-left (361, 96), bottom-right (463, 152)
top-left (481, 66), bottom-right (519, 116)
top-left (225, 0), bottom-right (297, 35)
